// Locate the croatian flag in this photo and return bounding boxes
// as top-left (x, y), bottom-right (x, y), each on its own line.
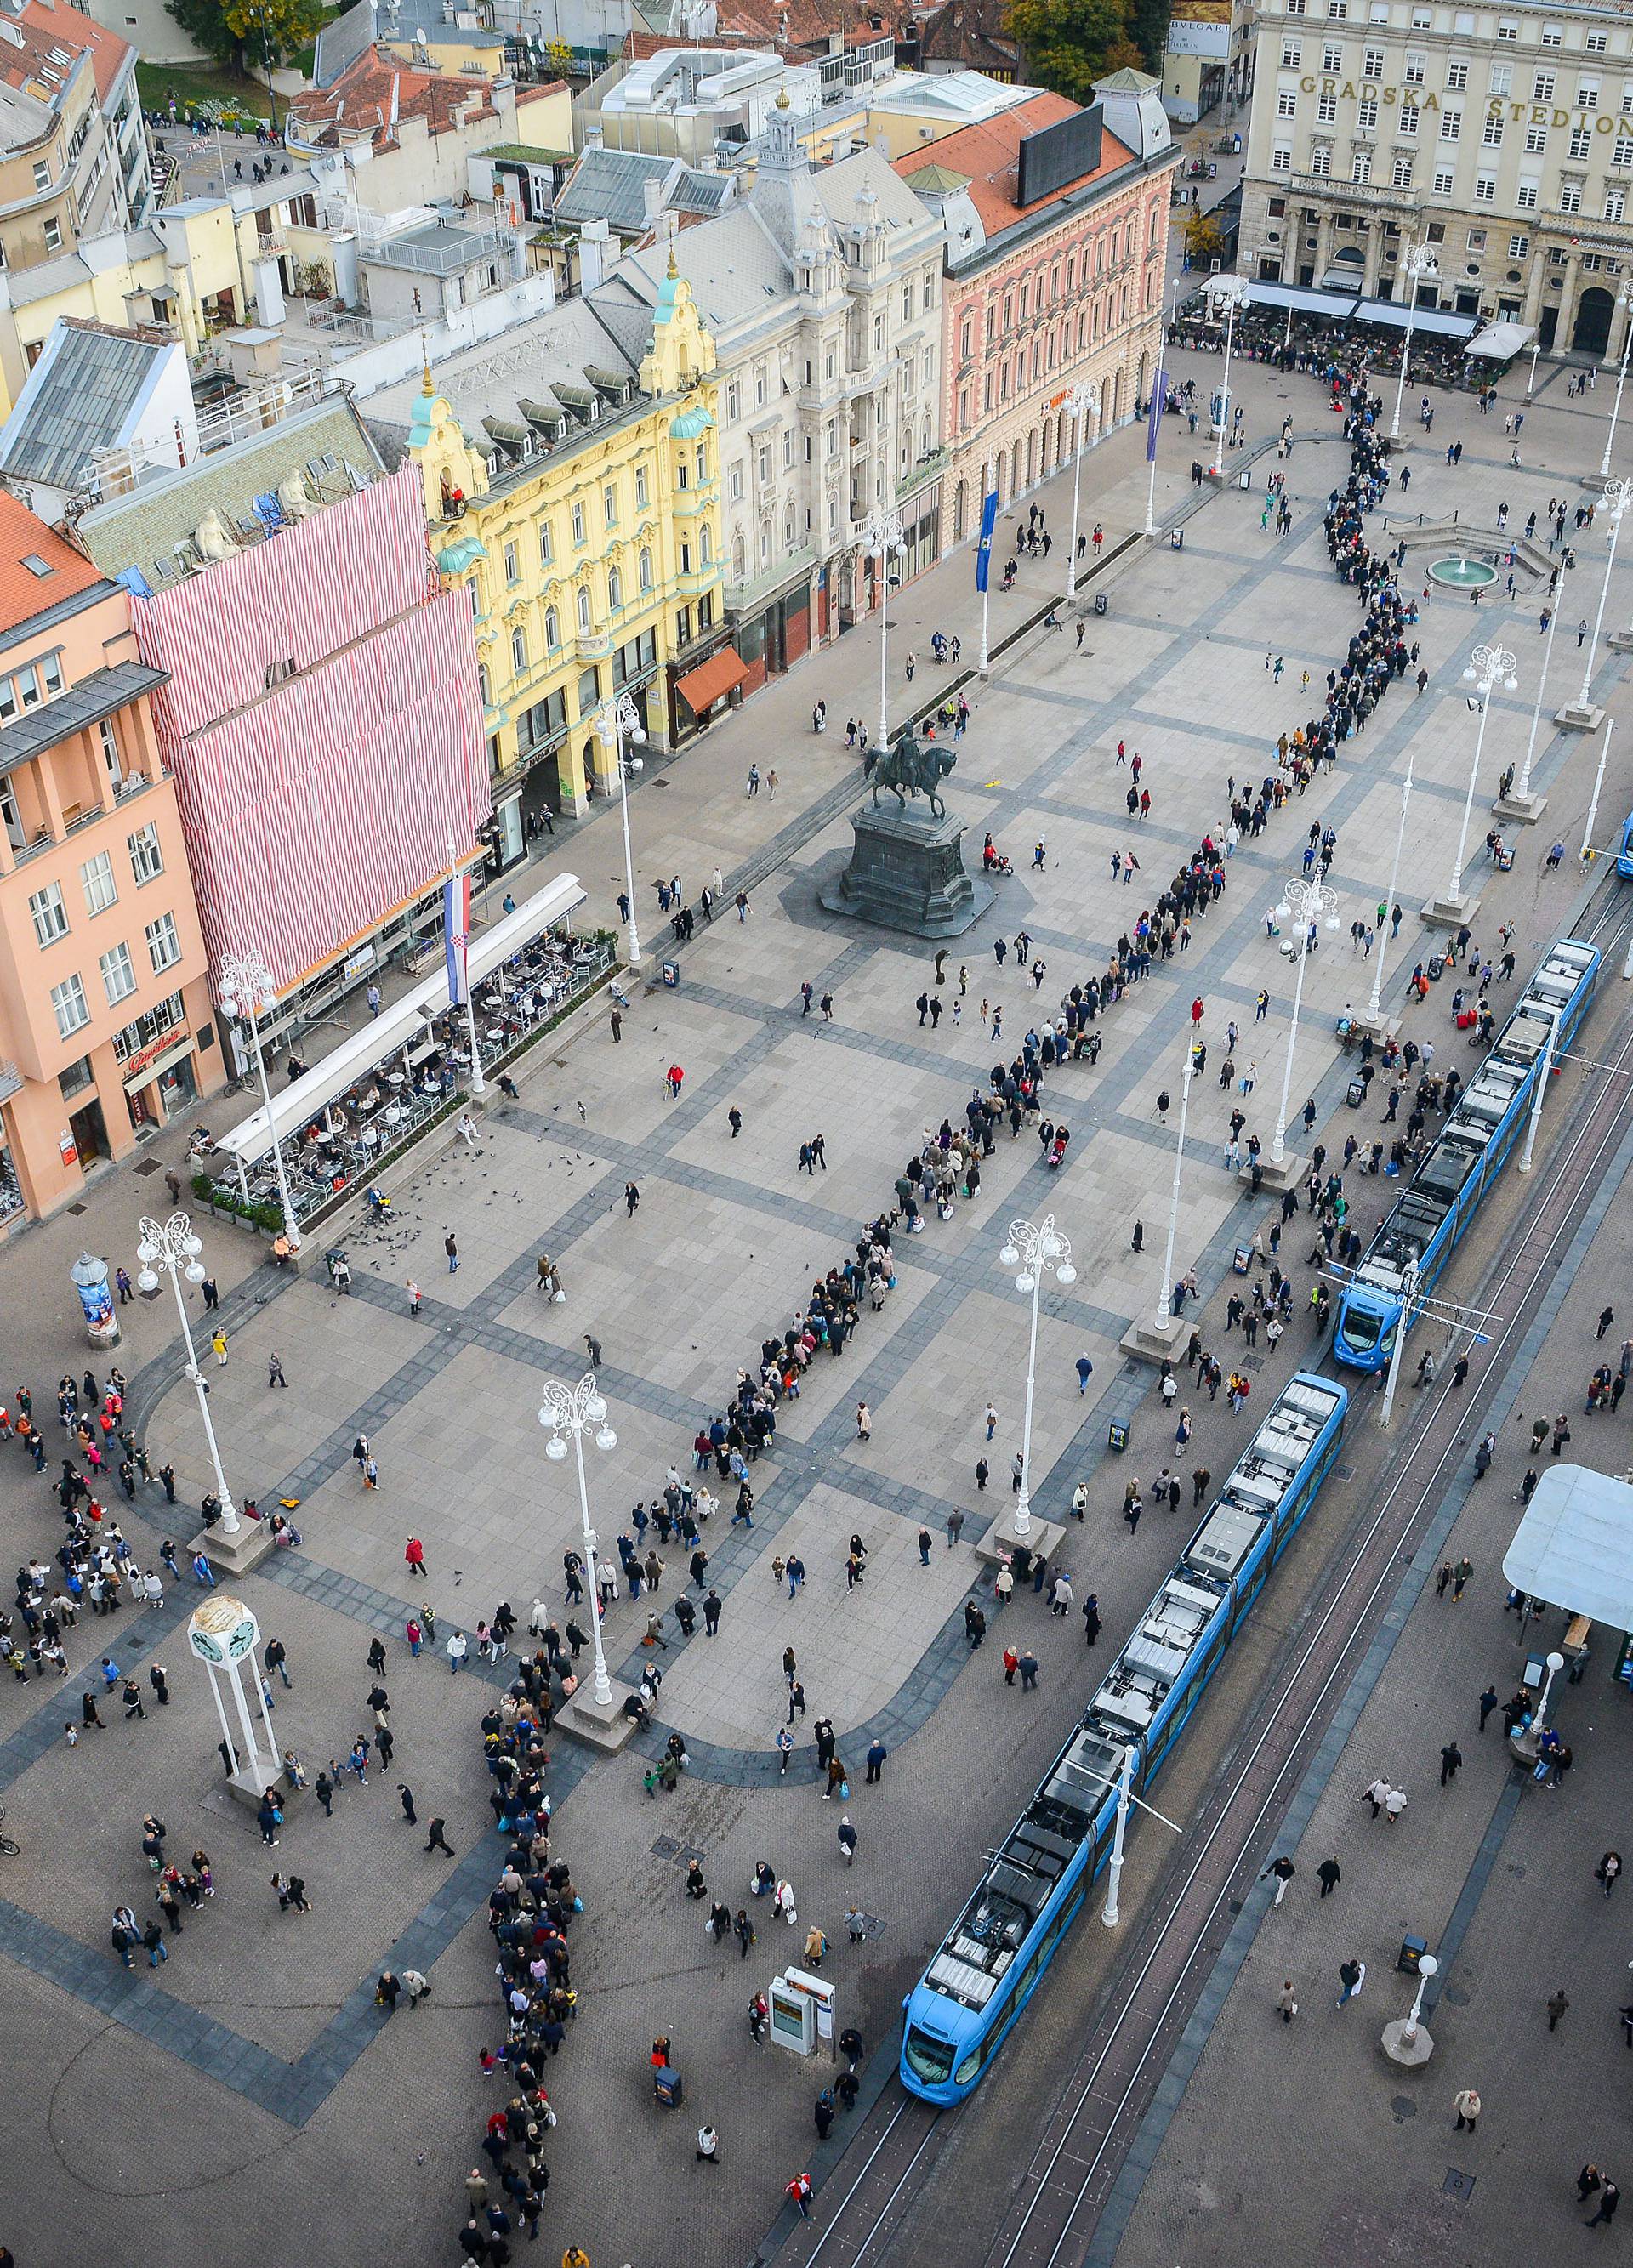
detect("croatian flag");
top-left (976, 482), bottom-right (999, 592)
top-left (445, 870), bottom-right (471, 1007)
top-left (1146, 371), bottom-right (1169, 463)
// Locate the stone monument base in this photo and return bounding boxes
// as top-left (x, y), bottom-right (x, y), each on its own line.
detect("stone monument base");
top-left (563, 1682), bottom-right (642, 1753)
top-left (191, 1520), bottom-right (276, 1577)
top-left (821, 803), bottom-right (996, 938)
top-left (1380, 2018), bottom-right (1435, 2066)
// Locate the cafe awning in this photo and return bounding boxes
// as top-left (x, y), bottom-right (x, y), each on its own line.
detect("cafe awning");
top-left (1465, 318), bottom-right (1536, 360)
top-left (675, 645), bottom-right (749, 717)
top-left (1503, 1464), bottom-right (1633, 1629)
top-left (1350, 296), bottom-right (1479, 338)
top-left (1245, 281), bottom-right (1361, 317)
top-left (218, 870), bottom-right (586, 1165)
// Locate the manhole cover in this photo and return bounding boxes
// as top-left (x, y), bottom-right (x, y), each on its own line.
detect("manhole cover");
top-left (677, 1844), bottom-right (704, 1866)
top-left (856, 1913), bottom-right (887, 1941)
top-left (650, 1835), bottom-right (680, 1859)
top-left (134, 1157), bottom-right (164, 1177)
top-left (1335, 1464), bottom-right (1357, 1481)
top-left (67, 1202), bottom-right (88, 1216)
top-left (1443, 2170), bottom-right (1476, 2201)
top-left (1240, 1353), bottom-right (1265, 1370)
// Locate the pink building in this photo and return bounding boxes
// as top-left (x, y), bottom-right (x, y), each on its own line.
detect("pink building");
top-left (896, 73), bottom-right (1180, 543)
top-left (77, 396), bottom-right (490, 1043)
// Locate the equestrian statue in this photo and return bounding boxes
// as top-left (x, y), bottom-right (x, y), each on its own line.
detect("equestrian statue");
top-left (863, 721), bottom-right (957, 821)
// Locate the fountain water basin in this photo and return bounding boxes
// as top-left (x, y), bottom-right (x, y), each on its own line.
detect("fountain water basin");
top-left (1428, 554), bottom-right (1499, 590)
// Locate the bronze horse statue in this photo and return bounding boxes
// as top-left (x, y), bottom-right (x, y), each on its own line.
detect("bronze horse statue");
top-left (865, 725), bottom-right (957, 821)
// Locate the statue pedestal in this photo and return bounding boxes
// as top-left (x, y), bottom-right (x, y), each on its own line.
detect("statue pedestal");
top-left (821, 803), bottom-right (995, 938)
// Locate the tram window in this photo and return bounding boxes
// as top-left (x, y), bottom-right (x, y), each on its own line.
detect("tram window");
top-left (903, 2027), bottom-right (955, 2086)
top-left (1343, 1308), bottom-right (1382, 1350)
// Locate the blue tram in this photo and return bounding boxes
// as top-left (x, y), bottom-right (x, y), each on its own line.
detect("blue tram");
top-left (1617, 812), bottom-right (1633, 880)
top-left (900, 1373), bottom-right (1349, 2105)
top-left (1333, 935), bottom-right (1600, 1371)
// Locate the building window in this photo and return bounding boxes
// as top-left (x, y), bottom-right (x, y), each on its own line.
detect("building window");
top-left (1510, 232), bottom-right (1529, 257)
top-left (1317, 91), bottom-right (1337, 122)
top-left (1571, 126), bottom-right (1593, 159)
top-left (1607, 188), bottom-right (1628, 221)
top-left (1540, 20), bottom-right (1562, 45)
top-left (477, 662), bottom-right (491, 707)
top-left (127, 823), bottom-right (162, 884)
top-left (1392, 154), bottom-right (1414, 185)
top-left (145, 912), bottom-right (181, 974)
top-left (544, 605), bottom-right (560, 649)
top-left (98, 715), bottom-right (122, 788)
top-left (1559, 179), bottom-right (1583, 212)
top-left (1615, 136), bottom-right (1633, 166)
top-left (634, 466), bottom-right (649, 508)
top-left (1482, 113), bottom-right (1503, 145)
top-left (1323, 41), bottom-right (1343, 70)
top-left (1446, 59), bottom-right (1469, 88)
top-left (1579, 79), bottom-right (1601, 108)
top-left (571, 501), bottom-right (585, 545)
top-left (576, 588), bottom-right (591, 633)
top-left (511, 627), bottom-right (526, 673)
top-left (726, 381), bottom-right (741, 419)
top-left (1433, 164), bottom-right (1456, 193)
top-left (29, 881), bottom-right (67, 946)
top-left (675, 607), bottom-right (691, 647)
top-left (1474, 172), bottom-right (1496, 201)
top-left (0, 649), bottom-right (64, 722)
top-left (1277, 86), bottom-right (1298, 119)
top-left (31, 158), bottom-right (49, 190)
top-left (1358, 94), bottom-right (1378, 127)
top-left (51, 972), bottom-right (88, 1037)
top-left (1352, 151), bottom-right (1373, 181)
top-left (603, 484), bottom-right (617, 528)
top-left (1363, 43), bottom-right (1384, 74)
top-left (698, 525), bottom-right (712, 566)
top-left (1588, 31), bottom-right (1608, 52)
top-left (1441, 107), bottom-right (1461, 139)
top-left (538, 520), bottom-right (553, 566)
top-left (728, 464), bottom-right (743, 501)
top-left (100, 941), bottom-right (136, 1005)
top-left (639, 547), bottom-right (653, 593)
top-left (80, 851), bottom-right (116, 915)
top-left (1404, 52), bottom-right (1425, 84)
top-left (1489, 63), bottom-right (1511, 98)
top-left (111, 990), bottom-right (184, 1065)
top-left (1327, 0), bottom-right (1346, 18)
top-left (503, 540), bottom-right (519, 584)
top-left (680, 541), bottom-right (691, 575)
top-left (1533, 71), bottom-right (1555, 100)
top-left (608, 566), bottom-right (623, 609)
top-left (1525, 123), bottom-right (1548, 151)
top-left (1398, 104), bottom-right (1419, 134)
top-left (1516, 178), bottom-right (1540, 207)
top-left (1498, 17), bottom-right (1519, 37)
top-left (43, 217), bottom-right (60, 252)
top-left (1312, 145), bottom-right (1332, 174)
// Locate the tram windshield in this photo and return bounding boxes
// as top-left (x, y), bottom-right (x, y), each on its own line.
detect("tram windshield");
top-left (902, 2026), bottom-right (956, 2086)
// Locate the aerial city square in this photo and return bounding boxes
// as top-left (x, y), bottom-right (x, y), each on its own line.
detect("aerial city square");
top-left (2, 0), bottom-right (1633, 2259)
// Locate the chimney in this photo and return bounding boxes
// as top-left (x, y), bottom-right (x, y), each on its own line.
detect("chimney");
top-left (579, 214), bottom-right (610, 288)
top-left (643, 175), bottom-right (664, 225)
top-left (585, 122), bottom-right (603, 149)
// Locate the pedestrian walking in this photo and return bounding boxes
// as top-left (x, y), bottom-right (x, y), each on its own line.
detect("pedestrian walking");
top-left (1277, 1979), bottom-right (1299, 2023)
top-left (1317, 1855), bottom-right (1341, 1897)
top-left (1336, 1957), bottom-right (1366, 2006)
top-left (1597, 1850), bottom-right (1622, 1896)
top-left (1454, 2088), bottom-right (1482, 2133)
top-left (1440, 1741), bottom-right (1463, 1786)
top-left (1588, 2181), bottom-right (1622, 2227)
top-left (1261, 1855), bottom-right (1295, 1906)
top-left (1547, 1989), bottom-right (1570, 2032)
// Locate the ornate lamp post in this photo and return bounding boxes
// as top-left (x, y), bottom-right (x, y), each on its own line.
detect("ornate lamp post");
top-left (538, 1373), bottom-right (620, 1712)
top-left (1153, 1043), bottom-right (1197, 1334)
top-left (1064, 381), bottom-right (1102, 605)
top-left (136, 1210), bottom-right (239, 1539)
top-left (1390, 243), bottom-right (1440, 441)
top-left (217, 946), bottom-right (301, 1251)
top-left (859, 503), bottom-right (907, 751)
top-left (1565, 477), bottom-right (1631, 725)
top-left (996, 1214), bottom-right (1076, 1542)
top-left (1269, 873), bottom-right (1341, 1168)
top-left (592, 691), bottom-right (646, 968)
top-left (1204, 274), bottom-right (1249, 480)
top-left (1362, 751), bottom-right (1414, 1034)
top-left (1381, 1951), bottom-right (1439, 2066)
top-left (1597, 280), bottom-right (1633, 480)
top-left (1441, 641), bottom-right (1516, 918)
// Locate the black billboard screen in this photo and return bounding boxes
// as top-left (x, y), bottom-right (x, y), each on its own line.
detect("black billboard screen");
top-left (1016, 106), bottom-right (1103, 207)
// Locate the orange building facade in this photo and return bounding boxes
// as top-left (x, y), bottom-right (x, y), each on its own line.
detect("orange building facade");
top-left (0, 497), bottom-right (214, 1227)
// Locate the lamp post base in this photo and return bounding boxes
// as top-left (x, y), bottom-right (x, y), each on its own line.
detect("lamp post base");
top-left (1347, 1009), bottom-right (1400, 1045)
top-left (1556, 700), bottom-right (1606, 732)
top-left (1237, 1147), bottom-right (1306, 1193)
top-left (563, 1681), bottom-right (642, 1753)
top-left (1494, 789), bottom-right (1548, 824)
top-left (1420, 890), bottom-right (1482, 930)
top-left (1380, 2018), bottom-right (1435, 2067)
top-left (189, 1519), bottom-right (276, 1576)
top-left (1607, 625), bottom-right (1633, 654)
top-left (1119, 1313), bottom-right (1187, 1365)
top-left (973, 1509), bottom-right (1066, 1570)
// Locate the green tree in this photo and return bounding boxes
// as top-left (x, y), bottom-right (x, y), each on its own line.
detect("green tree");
top-left (165, 0), bottom-right (324, 69)
top-left (1128, 0), bottom-right (1171, 74)
top-left (1004, 0), bottom-right (1142, 102)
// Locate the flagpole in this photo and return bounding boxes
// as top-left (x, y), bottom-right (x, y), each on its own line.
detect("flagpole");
top-left (978, 455), bottom-right (993, 679)
top-left (1147, 279), bottom-right (1178, 538)
top-left (448, 833), bottom-right (486, 1097)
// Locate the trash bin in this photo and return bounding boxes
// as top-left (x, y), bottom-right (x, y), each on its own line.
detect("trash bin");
top-left (1427, 953), bottom-right (1446, 981)
top-left (653, 2064), bottom-right (684, 2108)
top-left (1107, 1418), bottom-right (1130, 1453)
top-left (1232, 1242), bottom-right (1252, 1275)
top-left (1094, 592), bottom-right (1108, 617)
top-left (1170, 527), bottom-right (1186, 550)
top-left (1397, 1932), bottom-right (1428, 1974)
top-left (661, 960), bottom-right (680, 990)
top-left (1346, 1077), bottom-right (1366, 1109)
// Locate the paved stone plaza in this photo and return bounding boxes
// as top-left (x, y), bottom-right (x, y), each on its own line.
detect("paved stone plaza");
top-left (2, 342), bottom-right (1631, 2268)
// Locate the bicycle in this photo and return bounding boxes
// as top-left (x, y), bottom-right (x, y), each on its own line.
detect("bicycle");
top-left (0, 1802), bottom-right (18, 1857)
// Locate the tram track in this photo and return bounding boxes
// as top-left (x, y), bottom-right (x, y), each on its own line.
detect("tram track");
top-left (781, 888), bottom-right (1633, 2268)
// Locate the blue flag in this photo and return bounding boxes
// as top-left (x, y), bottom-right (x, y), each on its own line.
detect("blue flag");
top-left (1146, 371), bottom-right (1169, 463)
top-left (976, 484), bottom-right (999, 592)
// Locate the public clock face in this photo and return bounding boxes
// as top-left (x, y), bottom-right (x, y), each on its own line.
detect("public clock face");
top-left (226, 1623), bottom-right (257, 1661)
top-left (189, 1630), bottom-right (225, 1663)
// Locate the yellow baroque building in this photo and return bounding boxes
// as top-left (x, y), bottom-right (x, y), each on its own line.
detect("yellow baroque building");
top-left (385, 262), bottom-right (725, 859)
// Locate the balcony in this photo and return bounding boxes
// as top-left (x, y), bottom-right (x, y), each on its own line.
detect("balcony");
top-left (1289, 171), bottom-right (1423, 215)
top-left (576, 629), bottom-right (613, 664)
top-left (896, 446), bottom-right (947, 505)
top-left (0, 1062), bottom-right (20, 1106)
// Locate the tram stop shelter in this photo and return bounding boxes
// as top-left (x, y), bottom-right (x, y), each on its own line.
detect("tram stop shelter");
top-left (1502, 1464), bottom-right (1633, 1680)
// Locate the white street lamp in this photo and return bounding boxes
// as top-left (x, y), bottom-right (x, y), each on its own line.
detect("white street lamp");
top-left (136, 1210), bottom-right (240, 1538)
top-left (1398, 1952), bottom-right (1437, 2046)
top-left (996, 1214), bottom-right (1076, 1542)
top-left (1573, 476), bottom-right (1631, 714)
top-left (217, 947), bottom-right (300, 1252)
top-left (1390, 243), bottom-right (1440, 442)
top-left (1377, 1261), bottom-right (1420, 1431)
top-left (1597, 281), bottom-right (1633, 480)
top-left (1204, 274), bottom-right (1249, 480)
top-left (1518, 1004), bottom-right (1560, 1174)
top-left (538, 1372), bottom-right (620, 1711)
top-left (1268, 873), bottom-right (1341, 1167)
top-left (1529, 1649), bottom-right (1568, 1742)
top-left (1154, 1043), bottom-right (1197, 1333)
top-left (592, 691), bottom-right (646, 968)
top-left (1364, 752), bottom-right (1414, 1026)
top-left (1064, 381), bottom-right (1102, 605)
top-left (1449, 642), bottom-right (1517, 907)
top-left (860, 503), bottom-right (907, 751)
top-left (1513, 586), bottom-right (1562, 814)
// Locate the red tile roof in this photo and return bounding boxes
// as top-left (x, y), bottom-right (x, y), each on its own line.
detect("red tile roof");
top-left (1, 0), bottom-right (132, 113)
top-left (913, 0), bottom-right (1020, 73)
top-left (287, 45), bottom-right (504, 151)
top-left (894, 92), bottom-right (1135, 229)
top-left (623, 2), bottom-right (898, 60)
top-left (0, 493), bottom-right (106, 638)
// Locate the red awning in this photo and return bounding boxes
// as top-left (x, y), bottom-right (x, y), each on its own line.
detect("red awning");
top-left (674, 645), bottom-right (749, 715)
